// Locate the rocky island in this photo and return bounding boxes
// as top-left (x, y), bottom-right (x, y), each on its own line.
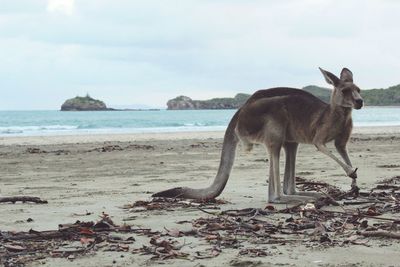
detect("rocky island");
top-left (61, 95), bottom-right (111, 111)
top-left (61, 95), bottom-right (161, 111)
top-left (167, 93), bottom-right (249, 110)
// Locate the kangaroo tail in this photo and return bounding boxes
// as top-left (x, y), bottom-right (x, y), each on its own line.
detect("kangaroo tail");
top-left (152, 110), bottom-right (240, 200)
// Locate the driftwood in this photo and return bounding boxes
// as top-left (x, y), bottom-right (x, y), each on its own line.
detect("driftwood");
top-left (360, 230), bottom-right (400, 239)
top-left (2, 228), bottom-right (79, 241)
top-left (0, 196), bottom-right (48, 204)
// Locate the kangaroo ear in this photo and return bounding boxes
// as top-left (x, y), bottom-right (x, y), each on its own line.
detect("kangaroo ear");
top-left (340, 68), bottom-right (353, 82)
top-left (319, 67), bottom-right (340, 87)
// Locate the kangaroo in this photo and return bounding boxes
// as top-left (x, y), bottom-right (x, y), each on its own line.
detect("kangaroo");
top-left (153, 68), bottom-right (363, 203)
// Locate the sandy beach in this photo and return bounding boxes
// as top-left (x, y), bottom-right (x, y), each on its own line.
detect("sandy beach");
top-left (1, 126), bottom-right (400, 266)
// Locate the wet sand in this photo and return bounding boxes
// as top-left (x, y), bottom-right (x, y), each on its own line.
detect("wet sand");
top-left (1, 127), bottom-right (400, 266)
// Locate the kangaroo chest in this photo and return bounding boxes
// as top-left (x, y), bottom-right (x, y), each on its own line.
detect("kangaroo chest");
top-left (321, 110), bottom-right (352, 143)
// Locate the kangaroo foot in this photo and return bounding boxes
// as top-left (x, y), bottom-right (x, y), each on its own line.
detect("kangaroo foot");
top-left (294, 191), bottom-right (324, 199)
top-left (284, 190), bottom-right (324, 199)
top-left (269, 194), bottom-right (316, 204)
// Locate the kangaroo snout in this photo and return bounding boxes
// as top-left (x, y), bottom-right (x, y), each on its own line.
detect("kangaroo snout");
top-left (354, 98), bottom-right (363, 109)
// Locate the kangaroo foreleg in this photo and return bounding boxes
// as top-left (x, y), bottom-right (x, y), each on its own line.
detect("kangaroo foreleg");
top-left (335, 145), bottom-right (352, 166)
top-left (335, 144), bottom-right (358, 187)
top-left (315, 144), bottom-right (357, 178)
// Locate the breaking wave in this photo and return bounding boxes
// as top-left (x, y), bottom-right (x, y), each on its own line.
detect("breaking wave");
top-left (0, 108), bottom-right (399, 136)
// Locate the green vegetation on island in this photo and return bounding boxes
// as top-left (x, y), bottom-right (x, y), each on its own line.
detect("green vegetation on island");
top-left (61, 94), bottom-right (110, 111)
top-left (167, 94), bottom-right (250, 110)
top-left (361, 85), bottom-right (400, 106)
top-left (61, 94), bottom-right (161, 111)
top-left (302, 85), bottom-right (400, 106)
top-left (167, 84), bottom-right (400, 109)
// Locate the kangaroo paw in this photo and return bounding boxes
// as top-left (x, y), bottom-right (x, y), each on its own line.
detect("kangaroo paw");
top-left (348, 167), bottom-right (358, 179)
top-left (346, 167), bottom-right (358, 179)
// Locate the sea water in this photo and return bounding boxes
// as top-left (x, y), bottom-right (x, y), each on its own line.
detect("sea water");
top-left (0, 107), bottom-right (399, 136)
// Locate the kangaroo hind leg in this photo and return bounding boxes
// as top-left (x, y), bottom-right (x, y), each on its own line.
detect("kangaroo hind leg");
top-left (283, 142), bottom-right (298, 195)
top-left (266, 142), bottom-right (316, 203)
top-left (283, 142), bottom-right (323, 199)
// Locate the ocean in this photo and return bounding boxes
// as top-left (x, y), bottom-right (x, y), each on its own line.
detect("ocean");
top-left (0, 107), bottom-right (400, 136)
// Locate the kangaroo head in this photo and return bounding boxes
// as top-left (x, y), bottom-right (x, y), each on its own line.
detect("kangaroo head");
top-left (319, 67), bottom-right (363, 110)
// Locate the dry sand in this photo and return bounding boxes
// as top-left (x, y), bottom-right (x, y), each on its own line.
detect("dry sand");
top-left (1, 127), bottom-right (400, 266)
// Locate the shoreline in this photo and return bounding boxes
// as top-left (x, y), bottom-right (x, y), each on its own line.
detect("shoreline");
top-left (1, 125), bottom-right (400, 146)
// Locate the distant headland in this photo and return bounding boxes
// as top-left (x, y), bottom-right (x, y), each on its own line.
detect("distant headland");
top-left (166, 84), bottom-right (400, 110)
top-left (167, 94), bottom-right (249, 110)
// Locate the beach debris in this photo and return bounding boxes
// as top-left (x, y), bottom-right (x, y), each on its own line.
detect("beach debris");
top-left (295, 176), bottom-right (344, 198)
top-left (377, 164), bottom-right (400, 168)
top-left (0, 196), bottom-right (48, 204)
top-left (126, 144), bottom-right (155, 150)
top-left (194, 247), bottom-right (221, 259)
top-left (71, 210), bottom-right (93, 217)
top-left (0, 213), bottom-right (133, 266)
top-left (89, 144), bottom-right (123, 152)
top-left (190, 142), bottom-right (209, 148)
top-left (132, 236), bottom-right (189, 260)
top-left (26, 148), bottom-right (46, 154)
top-left (52, 149), bottom-right (70, 155)
top-left (2, 176), bottom-right (400, 266)
top-left (229, 259), bottom-right (264, 267)
top-left (131, 176), bottom-right (399, 254)
top-left (377, 175), bottom-right (400, 185)
top-left (25, 147), bottom-right (70, 155)
top-left (86, 143), bottom-right (155, 153)
top-left (238, 248), bottom-right (271, 257)
top-left (254, 158), bottom-right (268, 162)
top-left (142, 175), bottom-right (399, 259)
top-left (359, 229), bottom-right (400, 239)
top-left (3, 244), bottom-right (26, 252)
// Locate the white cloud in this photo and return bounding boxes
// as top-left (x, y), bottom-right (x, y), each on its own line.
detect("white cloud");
top-left (1, 0), bottom-right (400, 109)
top-left (47, 0), bottom-right (75, 16)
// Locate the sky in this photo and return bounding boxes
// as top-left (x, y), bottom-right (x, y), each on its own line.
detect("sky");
top-left (1, 0), bottom-right (400, 110)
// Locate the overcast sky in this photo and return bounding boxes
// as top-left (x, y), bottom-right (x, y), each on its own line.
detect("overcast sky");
top-left (1, 0), bottom-right (400, 110)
